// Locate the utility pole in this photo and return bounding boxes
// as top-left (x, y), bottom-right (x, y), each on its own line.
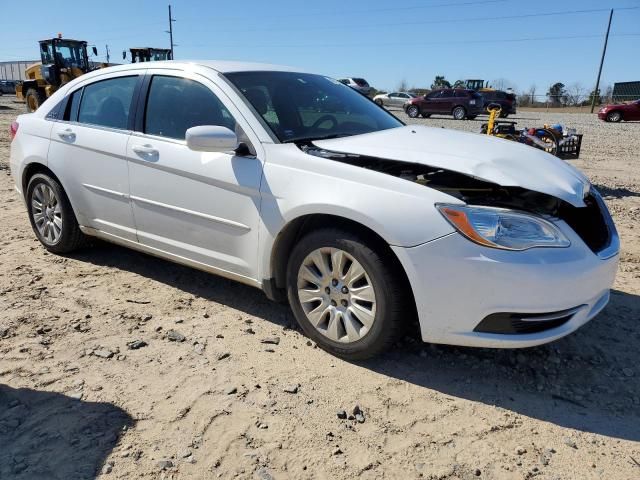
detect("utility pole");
top-left (591, 9), bottom-right (613, 113)
top-left (167, 4), bottom-right (176, 59)
top-left (105, 44), bottom-right (110, 64)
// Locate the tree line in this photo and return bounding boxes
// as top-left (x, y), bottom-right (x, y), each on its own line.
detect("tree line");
top-left (384, 76), bottom-right (614, 106)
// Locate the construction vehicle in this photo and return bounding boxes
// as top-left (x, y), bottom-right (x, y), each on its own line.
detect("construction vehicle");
top-left (462, 79), bottom-right (489, 91)
top-left (16, 35), bottom-right (98, 112)
top-left (125, 48), bottom-right (172, 63)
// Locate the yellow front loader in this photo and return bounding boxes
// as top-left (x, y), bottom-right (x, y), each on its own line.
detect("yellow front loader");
top-left (16, 36), bottom-right (97, 112)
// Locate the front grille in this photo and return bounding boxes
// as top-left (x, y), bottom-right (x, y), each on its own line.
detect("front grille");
top-left (474, 306), bottom-right (582, 335)
top-left (558, 190), bottom-right (611, 254)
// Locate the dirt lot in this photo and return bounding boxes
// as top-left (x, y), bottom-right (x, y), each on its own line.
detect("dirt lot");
top-left (1, 96), bottom-right (639, 480)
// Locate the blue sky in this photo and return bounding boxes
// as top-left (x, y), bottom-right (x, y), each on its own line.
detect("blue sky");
top-left (1, 0), bottom-right (639, 93)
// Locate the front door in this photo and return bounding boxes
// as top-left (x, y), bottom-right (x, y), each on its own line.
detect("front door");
top-left (126, 71), bottom-right (263, 281)
top-left (422, 91), bottom-right (443, 114)
top-left (630, 101), bottom-right (640, 121)
top-left (48, 73), bottom-right (141, 241)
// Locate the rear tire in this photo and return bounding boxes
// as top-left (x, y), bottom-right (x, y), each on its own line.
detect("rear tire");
top-left (606, 111), bottom-right (622, 122)
top-left (26, 173), bottom-right (87, 254)
top-left (452, 106), bottom-right (467, 120)
top-left (286, 228), bottom-right (406, 360)
top-left (25, 88), bottom-right (45, 113)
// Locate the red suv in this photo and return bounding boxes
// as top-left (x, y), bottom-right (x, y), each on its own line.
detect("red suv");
top-left (404, 89), bottom-right (484, 120)
top-left (598, 99), bottom-right (640, 122)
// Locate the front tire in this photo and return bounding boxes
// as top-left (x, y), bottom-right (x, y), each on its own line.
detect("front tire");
top-left (26, 173), bottom-right (87, 254)
top-left (606, 111), bottom-right (622, 122)
top-left (452, 106), bottom-right (467, 120)
top-left (406, 105), bottom-right (420, 118)
top-left (286, 228), bottom-right (406, 360)
top-left (374, 99), bottom-right (383, 106)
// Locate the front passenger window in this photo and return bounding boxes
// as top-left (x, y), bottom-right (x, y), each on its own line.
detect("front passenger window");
top-left (77, 76), bottom-right (138, 129)
top-left (145, 75), bottom-right (236, 140)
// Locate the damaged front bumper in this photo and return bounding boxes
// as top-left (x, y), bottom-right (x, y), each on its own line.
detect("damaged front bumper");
top-left (392, 221), bottom-right (619, 348)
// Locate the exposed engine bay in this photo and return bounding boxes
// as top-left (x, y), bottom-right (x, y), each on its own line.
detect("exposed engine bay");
top-left (302, 144), bottom-right (562, 216)
top-left (301, 144), bottom-right (611, 254)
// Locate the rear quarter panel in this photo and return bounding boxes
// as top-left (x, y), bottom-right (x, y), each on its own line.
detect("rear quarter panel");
top-left (10, 114), bottom-right (54, 197)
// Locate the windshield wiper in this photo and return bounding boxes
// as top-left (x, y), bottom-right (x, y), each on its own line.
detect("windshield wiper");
top-left (284, 133), bottom-right (354, 143)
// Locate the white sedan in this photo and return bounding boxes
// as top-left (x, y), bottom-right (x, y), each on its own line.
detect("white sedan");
top-left (9, 61), bottom-right (619, 359)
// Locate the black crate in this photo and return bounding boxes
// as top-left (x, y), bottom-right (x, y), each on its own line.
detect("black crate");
top-left (557, 134), bottom-right (583, 160)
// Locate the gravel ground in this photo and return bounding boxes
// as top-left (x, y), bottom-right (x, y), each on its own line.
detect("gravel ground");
top-left (1, 96), bottom-right (639, 480)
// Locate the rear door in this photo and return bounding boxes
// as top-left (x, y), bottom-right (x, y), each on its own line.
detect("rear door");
top-left (394, 93), bottom-right (409, 107)
top-left (126, 70), bottom-right (264, 281)
top-left (48, 72), bottom-right (142, 241)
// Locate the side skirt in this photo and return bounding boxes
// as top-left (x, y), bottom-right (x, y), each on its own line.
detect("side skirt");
top-left (79, 226), bottom-right (263, 290)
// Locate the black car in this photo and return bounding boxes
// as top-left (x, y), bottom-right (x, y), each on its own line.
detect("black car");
top-left (0, 80), bottom-right (18, 94)
top-left (480, 90), bottom-right (517, 117)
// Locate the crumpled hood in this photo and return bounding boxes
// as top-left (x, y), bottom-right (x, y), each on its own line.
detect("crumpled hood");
top-left (314, 125), bottom-right (590, 207)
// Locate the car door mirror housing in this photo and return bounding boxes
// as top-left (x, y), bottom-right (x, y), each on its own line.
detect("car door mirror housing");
top-left (186, 125), bottom-right (238, 152)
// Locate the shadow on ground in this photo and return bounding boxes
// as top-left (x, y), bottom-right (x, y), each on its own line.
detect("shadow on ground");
top-left (594, 184), bottom-right (640, 199)
top-left (0, 385), bottom-right (133, 479)
top-left (72, 242), bottom-right (640, 442)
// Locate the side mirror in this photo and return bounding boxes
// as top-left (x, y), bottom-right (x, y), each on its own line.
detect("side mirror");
top-left (92, 46), bottom-right (98, 56)
top-left (186, 126), bottom-right (238, 152)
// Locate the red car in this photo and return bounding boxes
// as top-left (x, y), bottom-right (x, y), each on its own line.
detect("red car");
top-left (598, 99), bottom-right (640, 122)
top-left (404, 88), bottom-right (484, 120)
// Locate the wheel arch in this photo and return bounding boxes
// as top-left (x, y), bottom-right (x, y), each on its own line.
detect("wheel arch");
top-left (607, 109), bottom-right (623, 121)
top-left (22, 162), bottom-right (60, 196)
top-left (21, 80), bottom-right (40, 93)
top-left (266, 213), bottom-right (416, 311)
top-left (21, 162), bottom-right (81, 220)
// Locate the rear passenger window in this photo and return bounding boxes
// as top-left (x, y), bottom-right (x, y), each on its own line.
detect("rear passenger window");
top-left (64, 88), bottom-right (82, 121)
top-left (144, 76), bottom-right (236, 140)
top-left (77, 76), bottom-right (138, 129)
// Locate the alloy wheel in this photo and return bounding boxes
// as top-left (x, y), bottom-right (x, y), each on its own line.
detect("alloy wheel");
top-left (607, 111), bottom-right (621, 122)
top-left (31, 183), bottom-right (63, 244)
top-left (296, 247), bottom-right (377, 343)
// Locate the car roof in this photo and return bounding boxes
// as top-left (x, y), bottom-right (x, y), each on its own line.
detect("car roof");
top-left (91, 60), bottom-right (307, 74)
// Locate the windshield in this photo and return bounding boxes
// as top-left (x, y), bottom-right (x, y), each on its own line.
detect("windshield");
top-left (224, 71), bottom-right (402, 143)
top-left (44, 40), bottom-right (88, 70)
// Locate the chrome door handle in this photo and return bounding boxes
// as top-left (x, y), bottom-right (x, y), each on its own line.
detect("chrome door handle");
top-left (57, 128), bottom-right (76, 141)
top-left (132, 144), bottom-right (159, 156)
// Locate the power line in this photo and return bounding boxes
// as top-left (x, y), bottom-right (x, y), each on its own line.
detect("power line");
top-left (180, 32), bottom-right (640, 51)
top-left (175, 5), bottom-right (640, 36)
top-left (177, 0), bottom-right (510, 23)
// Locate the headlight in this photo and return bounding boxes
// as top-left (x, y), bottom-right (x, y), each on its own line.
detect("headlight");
top-left (436, 204), bottom-right (570, 251)
top-left (469, 99), bottom-right (476, 105)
